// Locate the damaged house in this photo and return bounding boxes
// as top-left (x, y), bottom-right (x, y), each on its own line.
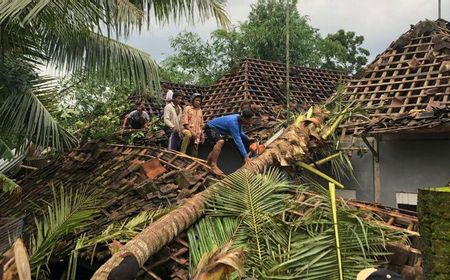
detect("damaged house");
top-left (340, 19), bottom-right (450, 209)
top-left (0, 55), bottom-right (425, 279)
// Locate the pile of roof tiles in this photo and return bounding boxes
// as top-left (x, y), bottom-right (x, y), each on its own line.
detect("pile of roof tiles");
top-left (343, 19), bottom-right (450, 135)
top-left (0, 142), bottom-right (217, 279)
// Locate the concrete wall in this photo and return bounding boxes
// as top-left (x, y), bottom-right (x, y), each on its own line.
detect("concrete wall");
top-left (342, 133), bottom-right (450, 207)
top-left (198, 132), bottom-right (450, 208)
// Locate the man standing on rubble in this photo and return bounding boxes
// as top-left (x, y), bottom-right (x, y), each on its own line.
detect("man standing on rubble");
top-left (180, 93), bottom-right (204, 157)
top-left (204, 109), bottom-right (254, 176)
top-left (122, 105), bottom-right (150, 129)
top-left (164, 91), bottom-right (183, 151)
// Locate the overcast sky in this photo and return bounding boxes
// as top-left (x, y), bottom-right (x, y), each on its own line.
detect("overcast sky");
top-left (122, 0), bottom-right (449, 65)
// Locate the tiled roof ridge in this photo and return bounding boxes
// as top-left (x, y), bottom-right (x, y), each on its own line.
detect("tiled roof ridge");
top-left (239, 57), bottom-right (347, 75)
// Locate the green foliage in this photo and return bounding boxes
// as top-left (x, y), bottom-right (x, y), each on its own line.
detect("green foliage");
top-left (320, 29), bottom-right (370, 73)
top-left (56, 75), bottom-right (132, 141)
top-left (67, 206), bottom-right (173, 279)
top-left (0, 139), bottom-right (14, 160)
top-left (188, 168), bottom-right (406, 279)
top-left (28, 186), bottom-right (99, 278)
top-left (188, 217), bottom-right (239, 274)
top-left (241, 0), bottom-right (322, 67)
top-left (126, 131), bottom-right (145, 145)
top-left (0, 172), bottom-right (20, 193)
top-left (160, 28), bottom-right (248, 85)
top-left (161, 0), bottom-right (370, 85)
top-left (0, 56), bottom-right (77, 154)
top-left (0, 0), bottom-right (230, 155)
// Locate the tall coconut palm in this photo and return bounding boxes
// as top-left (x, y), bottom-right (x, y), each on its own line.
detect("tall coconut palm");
top-left (0, 0), bottom-right (230, 154)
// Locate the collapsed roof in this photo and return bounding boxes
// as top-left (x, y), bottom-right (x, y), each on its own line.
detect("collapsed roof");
top-left (343, 19), bottom-right (450, 135)
top-left (0, 142), bottom-right (217, 279)
top-left (0, 141), bottom-right (422, 279)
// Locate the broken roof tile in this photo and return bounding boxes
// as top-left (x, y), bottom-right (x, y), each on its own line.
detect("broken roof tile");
top-left (343, 19), bottom-right (450, 135)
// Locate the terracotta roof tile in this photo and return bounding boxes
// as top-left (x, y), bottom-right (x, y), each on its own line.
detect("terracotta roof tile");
top-left (343, 19), bottom-right (450, 135)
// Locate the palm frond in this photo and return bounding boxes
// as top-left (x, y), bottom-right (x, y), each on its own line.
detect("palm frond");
top-left (188, 217), bottom-right (239, 273)
top-left (0, 0), bottom-right (101, 26)
top-left (77, 206), bottom-right (173, 250)
top-left (0, 77), bottom-right (77, 151)
top-left (0, 139), bottom-right (14, 160)
top-left (262, 191), bottom-right (406, 279)
top-left (147, 0), bottom-right (231, 29)
top-left (188, 168), bottom-right (407, 279)
top-left (66, 206), bottom-right (173, 280)
top-left (28, 186), bottom-right (99, 277)
top-left (43, 28), bottom-right (160, 93)
top-left (191, 241), bottom-right (244, 280)
top-left (207, 168), bottom-right (294, 272)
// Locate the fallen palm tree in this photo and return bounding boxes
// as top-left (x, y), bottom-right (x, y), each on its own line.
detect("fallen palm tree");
top-left (91, 95), bottom-right (376, 279)
top-left (187, 169), bottom-right (406, 279)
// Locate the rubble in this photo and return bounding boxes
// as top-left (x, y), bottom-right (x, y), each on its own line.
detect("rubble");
top-left (0, 142), bottom-right (216, 279)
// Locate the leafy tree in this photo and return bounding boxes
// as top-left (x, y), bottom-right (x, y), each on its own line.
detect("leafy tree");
top-left (160, 28), bottom-right (248, 85)
top-left (160, 0), bottom-right (370, 85)
top-left (320, 29), bottom-right (370, 73)
top-left (160, 32), bottom-right (214, 85)
top-left (56, 75), bottom-right (132, 141)
top-left (240, 0), bottom-right (323, 67)
top-left (0, 0), bottom-right (230, 156)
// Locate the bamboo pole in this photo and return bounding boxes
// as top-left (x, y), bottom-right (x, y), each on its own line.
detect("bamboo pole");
top-left (285, 0), bottom-right (291, 122)
top-left (296, 161), bottom-right (344, 189)
top-left (309, 152), bottom-right (342, 167)
top-left (329, 183), bottom-right (344, 280)
top-left (321, 109), bottom-right (348, 140)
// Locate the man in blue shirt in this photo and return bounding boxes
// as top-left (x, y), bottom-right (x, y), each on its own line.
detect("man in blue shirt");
top-left (204, 109), bottom-right (254, 175)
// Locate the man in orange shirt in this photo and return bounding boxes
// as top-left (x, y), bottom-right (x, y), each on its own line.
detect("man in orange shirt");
top-left (180, 93), bottom-right (204, 157)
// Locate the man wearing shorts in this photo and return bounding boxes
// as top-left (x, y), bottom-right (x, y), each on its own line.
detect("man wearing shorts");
top-left (204, 109), bottom-right (254, 175)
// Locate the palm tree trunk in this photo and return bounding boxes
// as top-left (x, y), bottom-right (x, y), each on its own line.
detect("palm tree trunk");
top-left (91, 112), bottom-right (326, 280)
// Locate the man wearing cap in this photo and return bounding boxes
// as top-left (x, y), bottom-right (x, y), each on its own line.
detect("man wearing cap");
top-left (357, 268), bottom-right (403, 280)
top-left (122, 105), bottom-right (150, 129)
top-left (204, 109), bottom-right (255, 176)
top-left (164, 92), bottom-right (183, 151)
top-left (180, 93), bottom-right (204, 157)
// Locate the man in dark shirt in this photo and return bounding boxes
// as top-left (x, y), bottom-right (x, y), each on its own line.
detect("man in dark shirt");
top-left (122, 105), bottom-right (150, 129)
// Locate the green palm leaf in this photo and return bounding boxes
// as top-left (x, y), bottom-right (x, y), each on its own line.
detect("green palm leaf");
top-left (0, 77), bottom-right (77, 151)
top-left (0, 139), bottom-right (14, 160)
top-left (263, 190), bottom-right (405, 279)
top-left (28, 186), bottom-right (99, 277)
top-left (207, 168), bottom-right (294, 273)
top-left (188, 217), bottom-right (239, 274)
top-left (42, 28), bottom-right (160, 91)
top-left (0, 0), bottom-right (230, 31)
top-left (188, 169), bottom-right (407, 279)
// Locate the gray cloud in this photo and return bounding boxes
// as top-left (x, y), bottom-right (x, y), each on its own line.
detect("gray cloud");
top-left (122, 0), bottom-right (449, 64)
